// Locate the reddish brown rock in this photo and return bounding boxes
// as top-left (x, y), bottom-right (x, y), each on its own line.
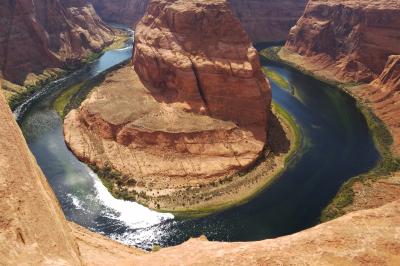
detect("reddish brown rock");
top-left (64, 0), bottom-right (271, 211)
top-left (353, 55), bottom-right (400, 156)
top-left (88, 0), bottom-right (307, 43)
top-left (0, 0), bottom-right (114, 91)
top-left (228, 0), bottom-right (308, 43)
top-left (133, 0), bottom-right (271, 141)
top-left (282, 0), bottom-right (400, 83)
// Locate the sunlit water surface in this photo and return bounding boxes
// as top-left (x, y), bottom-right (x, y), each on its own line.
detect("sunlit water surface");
top-left (17, 38), bottom-right (379, 249)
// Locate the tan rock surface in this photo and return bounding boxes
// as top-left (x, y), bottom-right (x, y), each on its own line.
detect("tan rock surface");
top-left (281, 0), bottom-right (400, 83)
top-left (64, 65), bottom-right (276, 212)
top-left (0, 0), bottom-right (115, 102)
top-left (1, 60), bottom-right (400, 266)
top-left (0, 92), bottom-right (81, 265)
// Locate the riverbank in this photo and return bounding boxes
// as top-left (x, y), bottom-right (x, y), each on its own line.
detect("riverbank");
top-left (60, 63), bottom-right (300, 217)
top-left (260, 46), bottom-right (400, 221)
top-left (90, 101), bottom-right (300, 217)
top-left (6, 29), bottom-right (130, 111)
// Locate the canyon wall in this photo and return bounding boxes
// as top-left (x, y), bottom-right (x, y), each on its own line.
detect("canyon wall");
top-left (353, 55), bottom-right (400, 156)
top-left (228, 0), bottom-right (308, 43)
top-left (281, 0), bottom-right (400, 83)
top-left (2, 71), bottom-right (400, 264)
top-left (0, 0), bottom-right (115, 103)
top-left (88, 0), bottom-right (307, 43)
top-left (89, 0), bottom-right (149, 27)
top-left (133, 0), bottom-right (271, 139)
top-left (64, 0), bottom-right (272, 211)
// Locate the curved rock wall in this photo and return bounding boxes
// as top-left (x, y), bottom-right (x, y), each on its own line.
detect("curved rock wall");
top-left (0, 0), bottom-right (114, 86)
top-left (283, 0), bottom-right (400, 83)
top-left (133, 0), bottom-right (271, 141)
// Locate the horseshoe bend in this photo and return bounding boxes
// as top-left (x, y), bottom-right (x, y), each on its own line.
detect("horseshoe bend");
top-left (63, 0), bottom-right (286, 213)
top-left (1, 0), bottom-right (400, 265)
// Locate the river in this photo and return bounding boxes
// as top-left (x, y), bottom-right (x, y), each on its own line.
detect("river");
top-left (16, 35), bottom-right (379, 250)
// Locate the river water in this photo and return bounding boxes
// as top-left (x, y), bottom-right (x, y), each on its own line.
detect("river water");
top-left (16, 37), bottom-right (379, 249)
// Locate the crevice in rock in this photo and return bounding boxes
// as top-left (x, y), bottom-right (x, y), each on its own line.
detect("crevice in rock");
top-left (189, 58), bottom-right (209, 111)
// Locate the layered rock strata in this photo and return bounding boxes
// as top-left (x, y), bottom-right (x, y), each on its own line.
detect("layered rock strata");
top-left (0, 0), bottom-right (115, 102)
top-left (228, 0), bottom-right (308, 43)
top-left (64, 0), bottom-right (271, 211)
top-left (88, 0), bottom-right (307, 43)
top-left (352, 55), bottom-right (400, 156)
top-left (281, 0), bottom-right (400, 83)
top-left (2, 78), bottom-right (400, 264)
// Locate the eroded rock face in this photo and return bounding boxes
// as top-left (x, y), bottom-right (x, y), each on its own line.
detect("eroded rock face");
top-left (88, 0), bottom-right (307, 43)
top-left (64, 0), bottom-right (271, 210)
top-left (89, 0), bottom-right (149, 27)
top-left (0, 0), bottom-right (114, 87)
top-left (133, 0), bottom-right (271, 141)
top-left (282, 0), bottom-right (400, 83)
top-left (353, 55), bottom-right (400, 155)
top-left (228, 0), bottom-right (308, 43)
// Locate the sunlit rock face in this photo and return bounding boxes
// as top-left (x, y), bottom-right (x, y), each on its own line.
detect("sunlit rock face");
top-left (133, 0), bottom-right (271, 141)
top-left (0, 0), bottom-right (114, 86)
top-left (282, 0), bottom-right (400, 83)
top-left (64, 0), bottom-right (271, 208)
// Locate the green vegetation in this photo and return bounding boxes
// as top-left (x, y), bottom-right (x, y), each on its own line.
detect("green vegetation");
top-left (8, 31), bottom-right (130, 110)
top-left (54, 82), bottom-right (84, 118)
top-left (259, 45), bottom-right (400, 222)
top-left (53, 59), bottom-right (130, 119)
top-left (321, 106), bottom-right (400, 221)
top-left (262, 67), bottom-right (291, 91)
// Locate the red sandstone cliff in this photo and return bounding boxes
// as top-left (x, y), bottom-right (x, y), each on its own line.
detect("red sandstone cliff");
top-left (353, 55), bottom-right (400, 156)
top-left (133, 0), bottom-right (271, 140)
top-left (64, 0), bottom-right (272, 211)
top-left (88, 0), bottom-right (307, 43)
top-left (0, 0), bottom-right (115, 101)
top-left (282, 0), bottom-right (400, 83)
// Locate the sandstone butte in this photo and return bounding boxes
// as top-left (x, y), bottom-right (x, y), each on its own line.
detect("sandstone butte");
top-left (1, 88), bottom-right (400, 264)
top-left (0, 0), bottom-right (115, 104)
top-left (64, 0), bottom-right (276, 211)
top-left (89, 0), bottom-right (308, 43)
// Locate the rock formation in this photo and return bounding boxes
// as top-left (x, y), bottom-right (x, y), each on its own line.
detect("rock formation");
top-left (353, 55), bottom-right (400, 155)
top-left (89, 0), bottom-right (149, 27)
top-left (2, 75), bottom-right (400, 264)
top-left (281, 0), bottom-right (400, 83)
top-left (88, 0), bottom-right (307, 43)
top-left (64, 0), bottom-right (271, 211)
top-left (0, 0), bottom-right (115, 102)
top-left (228, 0), bottom-right (308, 43)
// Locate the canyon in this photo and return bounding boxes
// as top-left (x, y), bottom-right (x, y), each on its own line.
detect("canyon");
top-left (1, 82), bottom-right (400, 264)
top-left (63, 0), bottom-right (277, 212)
top-left (2, 0), bottom-right (400, 264)
top-left (88, 0), bottom-right (307, 43)
top-left (0, 0), bottom-right (116, 107)
top-left (272, 0), bottom-right (400, 220)
top-left (280, 0), bottom-right (400, 84)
